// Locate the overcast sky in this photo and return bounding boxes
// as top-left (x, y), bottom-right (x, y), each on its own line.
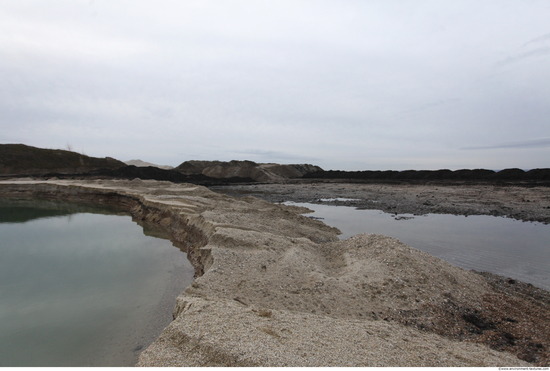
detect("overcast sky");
top-left (1, 1), bottom-right (549, 170)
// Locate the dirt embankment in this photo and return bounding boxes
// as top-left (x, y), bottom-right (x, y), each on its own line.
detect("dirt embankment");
top-left (0, 179), bottom-right (547, 366)
top-left (175, 160), bottom-right (322, 182)
top-left (0, 144), bottom-right (125, 175)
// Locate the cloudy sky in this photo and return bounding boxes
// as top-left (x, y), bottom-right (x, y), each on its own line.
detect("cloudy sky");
top-left (1, 1), bottom-right (549, 170)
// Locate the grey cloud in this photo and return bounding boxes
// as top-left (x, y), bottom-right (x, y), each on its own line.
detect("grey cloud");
top-left (495, 46), bottom-right (550, 68)
top-left (231, 149), bottom-right (320, 163)
top-left (396, 98), bottom-right (462, 118)
top-left (523, 32), bottom-right (550, 47)
top-left (1, 1), bottom-right (550, 170)
top-left (461, 138), bottom-right (550, 150)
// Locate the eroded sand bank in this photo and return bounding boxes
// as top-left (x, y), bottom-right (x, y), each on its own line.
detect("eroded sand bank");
top-left (1, 179), bottom-right (547, 366)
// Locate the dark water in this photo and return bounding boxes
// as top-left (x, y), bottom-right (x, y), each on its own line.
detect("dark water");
top-left (287, 202), bottom-right (550, 292)
top-left (0, 200), bottom-right (194, 367)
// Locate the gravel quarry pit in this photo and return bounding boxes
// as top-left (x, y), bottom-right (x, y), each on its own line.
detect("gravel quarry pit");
top-left (0, 179), bottom-right (547, 367)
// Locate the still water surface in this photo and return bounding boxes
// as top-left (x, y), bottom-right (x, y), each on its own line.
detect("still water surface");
top-left (0, 200), bottom-right (194, 367)
top-left (287, 202), bottom-right (550, 292)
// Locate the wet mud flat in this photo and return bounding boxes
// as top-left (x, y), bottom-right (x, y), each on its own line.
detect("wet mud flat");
top-left (211, 181), bottom-right (550, 224)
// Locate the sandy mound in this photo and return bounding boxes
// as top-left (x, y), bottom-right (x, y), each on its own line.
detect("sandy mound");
top-left (138, 231), bottom-right (528, 367)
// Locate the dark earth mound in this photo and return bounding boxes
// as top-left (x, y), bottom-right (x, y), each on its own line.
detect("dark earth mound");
top-left (175, 160), bottom-right (323, 182)
top-left (0, 144), bottom-right (125, 175)
top-left (41, 165), bottom-right (256, 186)
top-left (175, 160), bottom-right (251, 174)
top-left (0, 145), bottom-right (255, 185)
top-left (303, 168), bottom-right (550, 185)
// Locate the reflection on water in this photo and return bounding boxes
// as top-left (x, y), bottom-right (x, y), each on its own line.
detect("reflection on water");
top-left (287, 202), bottom-right (550, 292)
top-left (0, 200), bottom-right (194, 367)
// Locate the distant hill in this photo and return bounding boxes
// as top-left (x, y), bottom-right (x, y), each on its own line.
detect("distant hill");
top-left (124, 159), bottom-right (174, 170)
top-left (175, 160), bottom-right (323, 182)
top-left (0, 144), bottom-right (321, 184)
top-left (0, 144), bottom-right (126, 175)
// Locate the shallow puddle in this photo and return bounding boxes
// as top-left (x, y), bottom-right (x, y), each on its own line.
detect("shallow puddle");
top-left (0, 200), bottom-right (194, 367)
top-left (287, 202), bottom-right (550, 292)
